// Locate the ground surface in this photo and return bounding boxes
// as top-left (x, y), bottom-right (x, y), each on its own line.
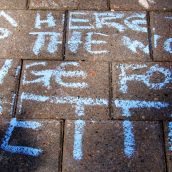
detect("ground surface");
top-left (0, 0), bottom-right (172, 171)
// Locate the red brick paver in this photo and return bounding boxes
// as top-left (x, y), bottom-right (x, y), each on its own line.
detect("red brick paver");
top-left (16, 60), bottom-right (109, 120)
top-left (110, 0), bottom-right (172, 11)
top-left (65, 11), bottom-right (150, 62)
top-left (0, 0), bottom-right (171, 171)
top-left (29, 0), bottom-right (108, 10)
top-left (63, 120), bottom-right (165, 172)
top-left (0, 10), bottom-right (64, 59)
top-left (150, 12), bottom-right (172, 61)
top-left (112, 62), bottom-right (172, 120)
top-left (0, 59), bottom-right (21, 118)
top-left (0, 118), bottom-right (62, 171)
top-left (0, 0), bottom-right (27, 9)
top-left (164, 121), bottom-right (172, 172)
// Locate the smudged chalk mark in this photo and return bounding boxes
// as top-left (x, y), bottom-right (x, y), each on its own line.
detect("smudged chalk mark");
top-left (168, 122), bottom-right (172, 151)
top-left (1, 118), bottom-right (43, 156)
top-left (122, 36), bottom-right (149, 54)
top-left (0, 59), bottom-right (13, 84)
top-left (73, 120), bottom-right (85, 160)
top-left (0, 11), bottom-right (18, 27)
top-left (164, 38), bottom-right (172, 54)
top-left (123, 120), bottom-right (135, 158)
top-left (165, 17), bottom-right (172, 20)
top-left (154, 34), bottom-right (161, 48)
top-left (68, 31), bottom-right (82, 53)
top-left (0, 28), bottom-right (11, 39)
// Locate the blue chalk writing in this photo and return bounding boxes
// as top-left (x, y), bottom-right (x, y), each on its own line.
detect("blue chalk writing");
top-left (1, 118), bottom-right (43, 156)
top-left (73, 120), bottom-right (85, 160)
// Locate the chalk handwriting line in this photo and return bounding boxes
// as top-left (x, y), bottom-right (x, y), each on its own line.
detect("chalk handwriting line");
top-left (1, 118), bottom-right (43, 156)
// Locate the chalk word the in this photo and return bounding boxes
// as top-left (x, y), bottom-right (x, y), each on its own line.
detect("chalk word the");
top-left (118, 64), bottom-right (172, 94)
top-left (29, 12), bottom-right (62, 55)
top-left (22, 61), bottom-right (88, 89)
top-left (1, 118), bottom-right (42, 156)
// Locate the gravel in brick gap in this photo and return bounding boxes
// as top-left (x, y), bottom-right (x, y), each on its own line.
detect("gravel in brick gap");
top-left (16, 60), bottom-right (109, 120)
top-left (150, 12), bottom-right (172, 61)
top-left (0, 0), bottom-right (27, 9)
top-left (112, 62), bottom-right (172, 120)
top-left (0, 59), bottom-right (21, 118)
top-left (63, 120), bottom-right (165, 172)
top-left (65, 11), bottom-right (150, 62)
top-left (110, 0), bottom-right (172, 10)
top-left (0, 10), bottom-right (64, 59)
top-left (0, 118), bottom-right (62, 171)
top-left (164, 121), bottom-right (172, 172)
top-left (29, 0), bottom-right (108, 10)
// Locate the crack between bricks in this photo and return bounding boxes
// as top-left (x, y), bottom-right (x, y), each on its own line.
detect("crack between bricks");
top-left (12, 59), bottom-right (23, 118)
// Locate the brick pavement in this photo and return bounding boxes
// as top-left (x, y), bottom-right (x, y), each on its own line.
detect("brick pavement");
top-left (0, 0), bottom-right (171, 171)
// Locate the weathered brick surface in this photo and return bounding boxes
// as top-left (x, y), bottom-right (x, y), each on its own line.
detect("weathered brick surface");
top-left (0, 59), bottom-right (21, 118)
top-left (29, 0), bottom-right (108, 10)
top-left (0, 118), bottom-right (62, 171)
top-left (150, 12), bottom-right (172, 61)
top-left (0, 0), bottom-right (27, 9)
top-left (16, 60), bottom-right (109, 120)
top-left (164, 121), bottom-right (172, 172)
top-left (110, 0), bottom-right (172, 10)
top-left (63, 120), bottom-right (165, 172)
top-left (112, 62), bottom-right (172, 120)
top-left (0, 10), bottom-right (64, 59)
top-left (65, 11), bottom-right (150, 62)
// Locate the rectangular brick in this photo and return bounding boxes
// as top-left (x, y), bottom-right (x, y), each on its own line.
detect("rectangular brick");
top-left (29, 0), bottom-right (108, 10)
top-left (150, 12), bottom-right (172, 61)
top-left (110, 0), bottom-right (172, 10)
top-left (0, 59), bottom-right (21, 118)
top-left (65, 11), bottom-right (150, 62)
top-left (0, 0), bottom-right (27, 9)
top-left (0, 118), bottom-right (62, 171)
top-left (164, 121), bottom-right (172, 172)
top-left (0, 10), bottom-right (64, 59)
top-left (16, 60), bottom-right (109, 120)
top-left (112, 62), bottom-right (172, 120)
top-left (63, 120), bottom-right (165, 172)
